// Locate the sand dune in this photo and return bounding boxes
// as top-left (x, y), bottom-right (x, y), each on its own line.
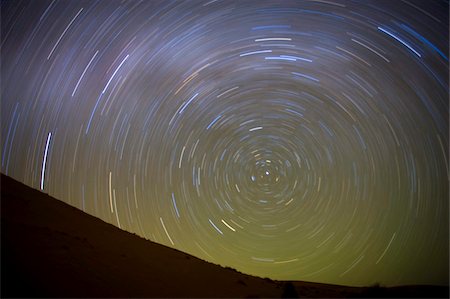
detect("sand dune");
top-left (1, 174), bottom-right (448, 298)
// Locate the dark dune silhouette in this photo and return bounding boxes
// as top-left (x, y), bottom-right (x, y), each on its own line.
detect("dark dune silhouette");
top-left (1, 173), bottom-right (448, 298)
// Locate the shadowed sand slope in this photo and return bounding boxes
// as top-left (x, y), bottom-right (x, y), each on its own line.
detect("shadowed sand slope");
top-left (1, 174), bottom-right (448, 298)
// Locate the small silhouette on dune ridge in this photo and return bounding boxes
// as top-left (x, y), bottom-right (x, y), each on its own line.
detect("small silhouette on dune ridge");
top-left (1, 174), bottom-right (448, 298)
top-left (282, 282), bottom-right (299, 298)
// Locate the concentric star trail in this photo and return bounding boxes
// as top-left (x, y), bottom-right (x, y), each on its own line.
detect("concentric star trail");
top-left (1, 0), bottom-right (448, 287)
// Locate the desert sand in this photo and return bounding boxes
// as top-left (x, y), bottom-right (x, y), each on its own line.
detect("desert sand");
top-left (1, 173), bottom-right (448, 298)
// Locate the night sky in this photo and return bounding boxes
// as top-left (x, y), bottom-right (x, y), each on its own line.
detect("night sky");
top-left (1, 0), bottom-right (448, 287)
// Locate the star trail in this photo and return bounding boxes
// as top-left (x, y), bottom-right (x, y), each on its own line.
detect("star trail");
top-left (1, 0), bottom-right (448, 287)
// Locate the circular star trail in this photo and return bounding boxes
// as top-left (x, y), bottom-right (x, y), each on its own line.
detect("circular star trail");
top-left (1, 0), bottom-right (448, 287)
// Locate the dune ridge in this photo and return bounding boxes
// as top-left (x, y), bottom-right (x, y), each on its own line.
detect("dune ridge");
top-left (1, 173), bottom-right (448, 298)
